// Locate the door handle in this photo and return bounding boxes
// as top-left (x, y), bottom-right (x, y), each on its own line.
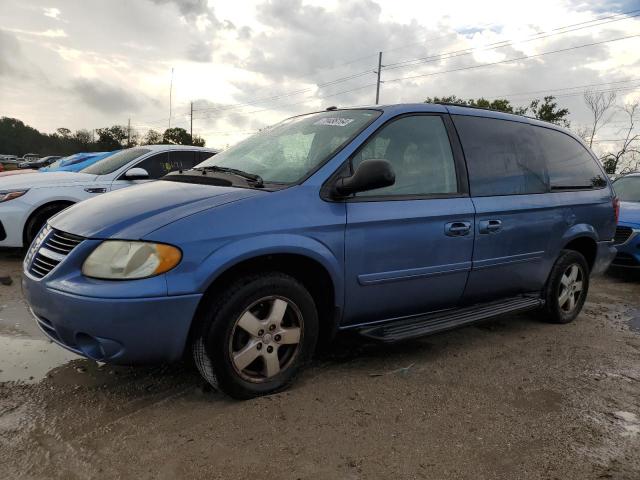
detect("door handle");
top-left (445, 221), bottom-right (471, 237)
top-left (479, 219), bottom-right (502, 234)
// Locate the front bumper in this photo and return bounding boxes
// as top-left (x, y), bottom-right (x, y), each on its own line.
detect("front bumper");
top-left (0, 199), bottom-right (32, 247)
top-left (611, 228), bottom-right (640, 269)
top-left (23, 275), bottom-right (203, 364)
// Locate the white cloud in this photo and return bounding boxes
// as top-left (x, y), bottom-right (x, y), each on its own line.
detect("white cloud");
top-left (4, 27), bottom-right (68, 38)
top-left (1, 0), bottom-right (639, 149)
top-left (43, 7), bottom-right (61, 19)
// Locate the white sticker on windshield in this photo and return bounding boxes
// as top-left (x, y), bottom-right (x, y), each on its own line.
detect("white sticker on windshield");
top-left (314, 117), bottom-right (355, 127)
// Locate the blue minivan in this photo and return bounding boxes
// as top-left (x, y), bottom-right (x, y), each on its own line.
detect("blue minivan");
top-left (23, 104), bottom-right (618, 398)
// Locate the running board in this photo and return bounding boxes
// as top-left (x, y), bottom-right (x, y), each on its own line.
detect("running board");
top-left (359, 296), bottom-right (544, 343)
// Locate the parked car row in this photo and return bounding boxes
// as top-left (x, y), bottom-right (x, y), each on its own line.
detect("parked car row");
top-left (13, 104), bottom-right (623, 399)
top-left (18, 155), bottom-right (61, 169)
top-left (0, 145), bottom-right (217, 247)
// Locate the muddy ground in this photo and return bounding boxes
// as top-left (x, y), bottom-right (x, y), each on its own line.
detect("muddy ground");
top-left (0, 251), bottom-right (639, 480)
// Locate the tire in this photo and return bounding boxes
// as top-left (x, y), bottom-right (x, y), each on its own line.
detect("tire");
top-left (192, 272), bottom-right (319, 399)
top-left (24, 203), bottom-right (72, 247)
top-left (541, 249), bottom-right (590, 324)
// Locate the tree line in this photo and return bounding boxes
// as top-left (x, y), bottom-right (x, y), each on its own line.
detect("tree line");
top-left (0, 118), bottom-right (205, 157)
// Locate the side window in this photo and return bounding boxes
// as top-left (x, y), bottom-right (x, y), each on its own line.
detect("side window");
top-left (535, 127), bottom-right (607, 190)
top-left (452, 115), bottom-right (548, 196)
top-left (166, 151), bottom-right (198, 170)
top-left (352, 115), bottom-right (458, 196)
top-left (198, 151), bottom-right (215, 163)
top-left (132, 151), bottom-right (199, 179)
top-left (133, 153), bottom-right (169, 179)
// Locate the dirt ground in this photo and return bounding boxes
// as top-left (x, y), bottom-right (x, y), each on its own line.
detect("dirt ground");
top-left (0, 251), bottom-right (639, 480)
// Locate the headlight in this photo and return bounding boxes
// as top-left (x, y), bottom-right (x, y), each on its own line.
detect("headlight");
top-left (82, 241), bottom-right (182, 280)
top-left (0, 189), bottom-right (29, 203)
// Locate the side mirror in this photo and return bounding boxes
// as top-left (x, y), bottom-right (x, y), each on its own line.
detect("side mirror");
top-left (124, 167), bottom-right (149, 180)
top-left (333, 159), bottom-right (395, 197)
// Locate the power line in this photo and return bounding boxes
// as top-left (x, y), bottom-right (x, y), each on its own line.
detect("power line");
top-left (489, 78), bottom-right (640, 99)
top-left (189, 10), bottom-right (640, 119)
top-left (193, 82), bottom-right (376, 122)
top-left (191, 69), bottom-right (373, 114)
top-left (131, 10), bottom-right (640, 135)
top-left (383, 34), bottom-right (640, 85)
top-left (382, 10), bottom-right (640, 72)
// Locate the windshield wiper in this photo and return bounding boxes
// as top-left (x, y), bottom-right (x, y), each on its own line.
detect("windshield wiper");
top-left (196, 166), bottom-right (264, 187)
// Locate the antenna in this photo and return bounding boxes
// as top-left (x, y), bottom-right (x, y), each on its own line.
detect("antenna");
top-left (169, 67), bottom-right (174, 129)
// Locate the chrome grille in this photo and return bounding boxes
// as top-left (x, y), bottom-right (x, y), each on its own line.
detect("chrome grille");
top-left (613, 226), bottom-right (633, 245)
top-left (43, 229), bottom-right (84, 255)
top-left (25, 225), bottom-right (84, 279)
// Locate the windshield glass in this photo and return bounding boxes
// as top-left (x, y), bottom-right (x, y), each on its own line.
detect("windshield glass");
top-left (196, 109), bottom-right (380, 183)
top-left (614, 175), bottom-right (640, 202)
top-left (82, 148), bottom-right (150, 175)
top-left (47, 156), bottom-right (71, 169)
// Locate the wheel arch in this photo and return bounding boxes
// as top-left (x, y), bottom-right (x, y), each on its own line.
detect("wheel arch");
top-left (186, 235), bottom-right (344, 348)
top-left (23, 200), bottom-right (76, 245)
top-left (560, 226), bottom-right (598, 272)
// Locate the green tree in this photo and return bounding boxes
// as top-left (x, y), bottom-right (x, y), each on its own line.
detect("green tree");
top-left (56, 127), bottom-right (72, 138)
top-left (425, 95), bottom-right (569, 125)
top-left (95, 125), bottom-right (128, 150)
top-left (162, 127), bottom-right (192, 145)
top-left (192, 134), bottom-right (206, 147)
top-left (74, 129), bottom-right (92, 148)
top-left (142, 129), bottom-right (163, 145)
top-left (528, 96), bottom-right (570, 127)
top-left (425, 96), bottom-right (526, 114)
top-left (0, 117), bottom-right (105, 155)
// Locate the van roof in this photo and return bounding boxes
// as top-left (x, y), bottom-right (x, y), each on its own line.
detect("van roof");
top-left (335, 103), bottom-right (584, 148)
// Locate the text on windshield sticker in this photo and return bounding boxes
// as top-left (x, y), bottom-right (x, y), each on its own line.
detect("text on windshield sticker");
top-left (314, 118), bottom-right (355, 127)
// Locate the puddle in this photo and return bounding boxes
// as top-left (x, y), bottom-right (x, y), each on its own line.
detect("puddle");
top-left (612, 411), bottom-right (640, 437)
top-left (627, 314), bottom-right (640, 333)
top-left (0, 334), bottom-right (79, 383)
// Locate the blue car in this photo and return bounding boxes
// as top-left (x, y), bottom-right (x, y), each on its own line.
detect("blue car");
top-left (611, 173), bottom-right (640, 268)
top-left (55, 151), bottom-right (116, 172)
top-left (22, 104), bottom-right (617, 398)
top-left (40, 151), bottom-right (113, 172)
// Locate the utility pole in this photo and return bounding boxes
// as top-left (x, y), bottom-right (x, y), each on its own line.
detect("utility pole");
top-left (169, 67), bottom-right (174, 129)
top-left (375, 51), bottom-right (383, 105)
top-left (127, 118), bottom-right (131, 147)
top-left (190, 101), bottom-right (193, 144)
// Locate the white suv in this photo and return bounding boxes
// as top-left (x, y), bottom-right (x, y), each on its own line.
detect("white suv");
top-left (0, 145), bottom-right (217, 248)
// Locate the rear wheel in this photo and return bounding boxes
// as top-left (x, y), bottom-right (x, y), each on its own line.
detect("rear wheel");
top-left (541, 250), bottom-right (589, 324)
top-left (192, 272), bottom-right (318, 399)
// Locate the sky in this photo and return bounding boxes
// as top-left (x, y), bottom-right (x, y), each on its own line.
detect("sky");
top-left (1, 0), bottom-right (639, 151)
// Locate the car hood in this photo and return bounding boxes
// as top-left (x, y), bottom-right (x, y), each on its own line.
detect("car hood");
top-left (0, 169), bottom-right (37, 177)
top-left (50, 180), bottom-right (265, 239)
top-left (619, 201), bottom-right (640, 227)
top-left (0, 171), bottom-right (97, 189)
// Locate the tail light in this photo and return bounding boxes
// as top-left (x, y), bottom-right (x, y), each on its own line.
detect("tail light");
top-left (613, 196), bottom-right (620, 224)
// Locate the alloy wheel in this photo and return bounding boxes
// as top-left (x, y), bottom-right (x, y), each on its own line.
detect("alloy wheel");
top-left (228, 296), bottom-right (303, 382)
top-left (558, 263), bottom-right (584, 313)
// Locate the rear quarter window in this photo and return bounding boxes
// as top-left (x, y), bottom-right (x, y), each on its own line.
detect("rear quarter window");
top-left (452, 115), bottom-right (549, 196)
top-left (534, 127), bottom-right (607, 190)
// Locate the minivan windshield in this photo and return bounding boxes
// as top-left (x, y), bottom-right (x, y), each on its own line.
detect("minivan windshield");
top-left (196, 109), bottom-right (381, 183)
top-left (614, 175), bottom-right (640, 202)
top-left (82, 148), bottom-right (150, 175)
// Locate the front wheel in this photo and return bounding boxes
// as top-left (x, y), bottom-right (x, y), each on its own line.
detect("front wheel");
top-left (541, 250), bottom-right (590, 324)
top-left (192, 272), bottom-right (318, 399)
